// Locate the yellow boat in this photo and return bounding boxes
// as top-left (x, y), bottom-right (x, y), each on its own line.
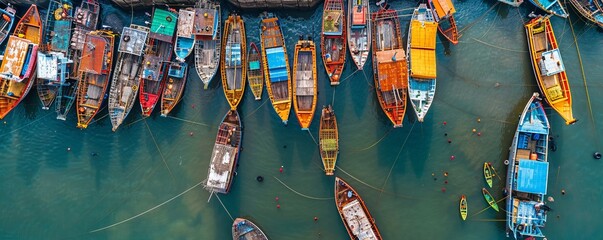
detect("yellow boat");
top-left (319, 105), bottom-right (338, 175)
top-left (260, 13), bottom-right (291, 124)
top-left (220, 13), bottom-right (246, 110)
top-left (525, 16), bottom-right (576, 125)
top-left (292, 38), bottom-right (317, 130)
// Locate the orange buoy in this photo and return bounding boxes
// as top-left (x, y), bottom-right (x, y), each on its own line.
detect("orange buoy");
top-left (78, 107), bottom-right (85, 113)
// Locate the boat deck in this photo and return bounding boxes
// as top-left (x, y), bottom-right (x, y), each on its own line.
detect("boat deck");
top-left (50, 20), bottom-right (72, 53)
top-left (177, 9), bottom-right (195, 38)
top-left (341, 200), bottom-right (378, 240)
top-left (118, 26), bottom-right (148, 56)
top-left (261, 19), bottom-right (284, 48)
top-left (232, 218), bottom-right (268, 240)
top-left (323, 0), bottom-right (344, 35)
top-left (295, 50), bottom-right (314, 111)
top-left (149, 8), bottom-right (177, 42)
top-left (194, 6), bottom-right (218, 37)
top-left (80, 35), bottom-right (108, 74)
top-left (205, 111), bottom-right (241, 194)
top-left (320, 106), bottom-right (337, 175)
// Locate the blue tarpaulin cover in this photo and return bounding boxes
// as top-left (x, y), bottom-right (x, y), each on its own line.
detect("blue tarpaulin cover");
top-left (516, 160), bottom-right (549, 195)
top-left (266, 47), bottom-right (288, 82)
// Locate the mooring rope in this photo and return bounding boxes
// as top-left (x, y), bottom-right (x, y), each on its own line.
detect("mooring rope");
top-left (273, 176), bottom-right (332, 200)
top-left (353, 127), bottom-right (394, 152)
top-left (471, 37), bottom-right (527, 53)
top-left (458, 2), bottom-right (500, 35)
top-left (336, 166), bottom-right (417, 200)
top-left (380, 122), bottom-right (416, 195)
top-left (0, 111), bottom-right (53, 138)
top-left (144, 119), bottom-right (175, 180)
top-left (244, 98), bottom-right (269, 119)
top-left (480, 3), bottom-right (500, 39)
top-left (125, 116), bottom-right (145, 127)
top-left (166, 116), bottom-right (210, 127)
top-left (361, 68), bottom-right (374, 88)
top-left (471, 195), bottom-right (508, 217)
top-left (306, 129), bottom-right (318, 145)
top-left (214, 193), bottom-right (235, 221)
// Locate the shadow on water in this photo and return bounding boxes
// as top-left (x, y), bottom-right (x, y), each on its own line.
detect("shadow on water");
top-left (23, 92), bottom-right (39, 120)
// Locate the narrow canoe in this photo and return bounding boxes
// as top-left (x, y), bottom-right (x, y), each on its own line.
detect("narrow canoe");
top-left (407, 4), bottom-right (438, 122)
top-left (319, 105), bottom-right (338, 175)
top-left (247, 42), bottom-right (264, 100)
top-left (193, 0), bottom-right (221, 89)
top-left (0, 5), bottom-right (16, 45)
top-left (203, 109), bottom-right (242, 194)
top-left (371, 7), bottom-right (407, 127)
top-left (231, 218), bottom-right (269, 240)
top-left (528, 0), bottom-right (569, 18)
top-left (347, 0), bottom-right (370, 70)
top-left (335, 177), bottom-right (382, 240)
top-left (75, 30), bottom-right (116, 128)
top-left (0, 4), bottom-right (42, 119)
top-left (221, 13), bottom-right (246, 110)
top-left (292, 38), bottom-right (317, 130)
top-left (260, 13), bottom-right (291, 124)
top-left (321, 0), bottom-right (346, 85)
top-left (484, 162), bottom-right (493, 188)
top-left (482, 188), bottom-right (499, 212)
top-left (460, 195), bottom-right (468, 220)
top-left (174, 8), bottom-right (195, 62)
top-left (161, 62), bottom-right (188, 117)
top-left (498, 0), bottom-right (523, 7)
top-left (428, 0), bottom-right (459, 45)
top-left (525, 16), bottom-right (576, 124)
top-left (568, 0), bottom-right (603, 27)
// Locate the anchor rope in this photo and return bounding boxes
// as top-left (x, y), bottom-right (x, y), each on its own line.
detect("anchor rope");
top-left (380, 122), bottom-right (416, 195)
top-left (273, 176), bottom-right (332, 200)
top-left (144, 119), bottom-right (175, 180)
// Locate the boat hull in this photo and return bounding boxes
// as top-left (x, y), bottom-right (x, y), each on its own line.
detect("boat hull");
top-left (292, 39), bottom-right (317, 130)
top-left (428, 0), bottom-right (459, 45)
top-left (460, 195), bottom-right (467, 220)
top-left (482, 188), bottom-right (499, 212)
top-left (221, 14), bottom-right (246, 110)
top-left (347, 0), bottom-right (370, 70)
top-left (568, 0), bottom-right (603, 27)
top-left (321, 0), bottom-right (346, 85)
top-left (319, 106), bottom-right (338, 175)
top-left (232, 218), bottom-right (269, 240)
top-left (335, 177), bottom-right (382, 240)
top-left (0, 6), bottom-right (16, 45)
top-left (528, 0), bottom-right (569, 18)
top-left (194, 0), bottom-right (221, 89)
top-left (247, 42), bottom-right (264, 100)
top-left (160, 62), bottom-right (188, 116)
top-left (204, 109), bottom-right (243, 194)
top-left (175, 9), bottom-right (195, 61)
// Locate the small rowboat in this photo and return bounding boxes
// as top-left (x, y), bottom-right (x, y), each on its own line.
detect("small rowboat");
top-left (247, 42), bottom-right (263, 100)
top-left (160, 62), bottom-right (188, 116)
top-left (319, 105), bottom-right (338, 175)
top-left (428, 0), bottom-right (459, 45)
top-left (347, 0), bottom-right (370, 70)
top-left (568, 0), bottom-right (603, 27)
top-left (335, 177), bottom-right (382, 240)
top-left (482, 188), bottom-right (499, 212)
top-left (292, 37), bottom-right (317, 130)
top-left (221, 13), bottom-right (246, 110)
top-left (460, 195), bottom-right (468, 221)
top-left (528, 0), bottom-right (568, 18)
top-left (174, 8), bottom-right (195, 62)
top-left (321, 0), bottom-right (346, 85)
top-left (232, 218), bottom-right (269, 240)
top-left (483, 162), bottom-right (493, 188)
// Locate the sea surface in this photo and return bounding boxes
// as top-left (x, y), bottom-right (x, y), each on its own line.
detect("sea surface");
top-left (0, 0), bottom-right (602, 239)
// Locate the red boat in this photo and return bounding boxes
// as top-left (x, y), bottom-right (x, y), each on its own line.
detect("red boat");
top-left (321, 0), bottom-right (346, 85)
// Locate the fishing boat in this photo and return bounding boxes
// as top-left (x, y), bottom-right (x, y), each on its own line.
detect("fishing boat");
top-left (0, 5), bottom-right (41, 119)
top-left (484, 162), bottom-right (493, 188)
top-left (407, 4), bottom-right (438, 122)
top-left (0, 5), bottom-right (16, 45)
top-left (482, 187), bottom-right (499, 212)
top-left (55, 0), bottom-right (99, 120)
top-left (319, 105), bottom-right (338, 175)
top-left (525, 16), bottom-right (576, 124)
top-left (505, 92), bottom-right (550, 239)
top-left (459, 195), bottom-right (468, 221)
top-left (292, 37), bottom-right (317, 130)
top-left (371, 6), bottom-right (408, 127)
top-left (174, 8), bottom-right (195, 62)
top-left (108, 25), bottom-right (149, 131)
top-left (347, 0), bottom-right (370, 70)
top-left (321, 0), bottom-right (346, 85)
top-left (75, 29), bottom-right (116, 129)
top-left (36, 0), bottom-right (73, 110)
top-left (193, 0), bottom-right (221, 89)
top-left (221, 13), bottom-right (246, 110)
top-left (428, 0), bottom-right (459, 45)
top-left (528, 0), bottom-right (569, 18)
top-left (204, 109), bottom-right (242, 194)
top-left (260, 13), bottom-right (291, 124)
top-left (232, 218), bottom-right (269, 240)
top-left (498, 0), bottom-right (523, 7)
top-left (568, 0), bottom-right (603, 28)
top-left (160, 62), bottom-right (188, 116)
top-left (247, 42), bottom-right (263, 100)
top-left (335, 177), bottom-right (382, 240)
top-left (139, 8), bottom-right (178, 117)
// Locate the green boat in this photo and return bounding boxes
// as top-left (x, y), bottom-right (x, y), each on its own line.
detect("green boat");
top-left (482, 188), bottom-right (499, 212)
top-left (483, 162), bottom-right (493, 188)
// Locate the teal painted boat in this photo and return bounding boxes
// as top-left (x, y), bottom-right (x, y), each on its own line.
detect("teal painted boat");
top-left (482, 188), bottom-right (499, 212)
top-left (175, 8), bottom-right (195, 62)
top-left (528, 0), bottom-right (569, 18)
top-left (232, 218), bottom-right (269, 240)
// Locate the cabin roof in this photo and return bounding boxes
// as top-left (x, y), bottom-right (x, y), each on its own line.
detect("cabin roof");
top-left (516, 160), bottom-right (549, 195)
top-left (118, 26), bottom-right (148, 56)
top-left (150, 8), bottom-right (177, 42)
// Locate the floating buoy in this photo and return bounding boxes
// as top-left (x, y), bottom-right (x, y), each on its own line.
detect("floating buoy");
top-left (276, 204), bottom-right (280, 209)
top-left (450, 155), bottom-right (455, 160)
top-left (504, 159), bottom-right (509, 165)
top-left (472, 129), bottom-right (477, 133)
top-left (275, 196), bottom-right (279, 201)
top-left (256, 176), bottom-right (264, 182)
top-left (594, 152), bottom-right (601, 159)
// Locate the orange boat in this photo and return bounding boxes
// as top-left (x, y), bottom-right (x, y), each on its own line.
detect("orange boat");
top-left (335, 177), bottom-right (382, 240)
top-left (428, 0), bottom-right (459, 45)
top-left (0, 4), bottom-right (42, 119)
top-left (292, 37), bottom-right (317, 130)
top-left (371, 7), bottom-right (408, 127)
top-left (321, 0), bottom-right (346, 85)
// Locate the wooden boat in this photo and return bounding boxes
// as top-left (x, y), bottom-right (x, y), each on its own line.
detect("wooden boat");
top-left (505, 92), bottom-right (550, 239)
top-left (483, 162), bottom-right (493, 188)
top-left (335, 177), bottom-right (382, 240)
top-left (175, 8), bottom-right (195, 62)
top-left (75, 29), bottom-right (116, 128)
top-left (498, 0), bottom-right (523, 7)
top-left (321, 0), bottom-right (346, 85)
top-left (407, 4), bottom-right (438, 122)
top-left (482, 188), bottom-right (499, 212)
top-left (193, 0), bottom-right (221, 89)
top-left (459, 195), bottom-right (468, 221)
top-left (0, 5), bottom-right (41, 119)
top-left (319, 105), bottom-right (338, 175)
top-left (528, 0), bottom-right (569, 18)
top-left (36, 0), bottom-right (74, 110)
top-left (204, 109), bottom-right (242, 194)
top-left (568, 0), bottom-right (603, 28)
top-left (371, 7), bottom-right (408, 128)
top-left (347, 0), bottom-right (370, 70)
top-left (139, 8), bottom-right (178, 118)
top-left (221, 13), bottom-right (246, 110)
top-left (108, 25), bottom-right (149, 131)
top-left (260, 13), bottom-right (291, 124)
top-left (292, 37), bottom-right (317, 130)
top-left (0, 5), bottom-right (16, 45)
top-left (247, 42), bottom-right (263, 100)
top-left (56, 0), bottom-right (99, 120)
top-left (525, 16), bottom-right (576, 124)
top-left (232, 218), bottom-right (269, 240)
top-left (428, 0), bottom-right (459, 45)
top-left (160, 62), bottom-right (188, 116)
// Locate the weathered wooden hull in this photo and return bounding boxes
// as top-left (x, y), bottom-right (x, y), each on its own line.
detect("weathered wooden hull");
top-left (292, 39), bottom-right (317, 130)
top-left (232, 218), bottom-right (269, 240)
top-left (204, 109), bottom-right (242, 194)
top-left (319, 106), bottom-right (338, 175)
top-left (221, 14), bottom-right (246, 110)
top-left (335, 177), bottom-right (382, 240)
top-left (161, 62), bottom-right (188, 116)
top-left (428, 0), bottom-right (459, 44)
top-left (321, 0), bottom-right (346, 85)
top-left (194, 0), bottom-right (221, 89)
top-left (347, 0), bottom-right (370, 69)
top-left (247, 42), bottom-right (264, 100)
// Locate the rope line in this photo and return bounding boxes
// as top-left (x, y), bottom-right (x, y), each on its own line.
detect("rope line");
top-left (0, 111), bottom-right (53, 138)
top-left (244, 98), bottom-right (269, 118)
top-left (306, 129), bottom-right (318, 145)
top-left (336, 166), bottom-right (417, 200)
top-left (471, 37), bottom-right (527, 53)
top-left (273, 176), bottom-right (333, 200)
top-left (380, 122), bottom-right (416, 194)
top-left (353, 127), bottom-right (394, 151)
top-left (458, 2), bottom-right (500, 35)
top-left (166, 116), bottom-right (210, 126)
top-left (471, 195), bottom-right (508, 217)
top-left (144, 119), bottom-right (175, 180)
top-left (214, 194), bottom-right (235, 221)
top-left (125, 116), bottom-right (145, 127)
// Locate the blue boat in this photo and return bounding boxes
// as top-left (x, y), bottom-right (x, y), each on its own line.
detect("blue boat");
top-left (231, 218), bottom-right (268, 240)
top-left (528, 0), bottom-right (569, 18)
top-left (505, 92), bottom-right (550, 239)
top-left (568, 0), bottom-right (603, 27)
top-left (498, 0), bottom-right (523, 7)
top-left (0, 5), bottom-right (16, 45)
top-left (174, 8), bottom-right (195, 62)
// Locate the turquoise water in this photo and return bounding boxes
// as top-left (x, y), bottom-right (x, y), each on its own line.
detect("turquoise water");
top-left (1, 1), bottom-right (602, 239)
